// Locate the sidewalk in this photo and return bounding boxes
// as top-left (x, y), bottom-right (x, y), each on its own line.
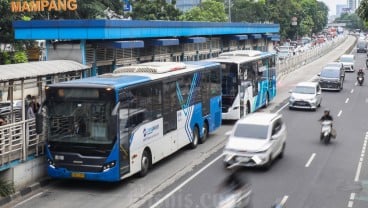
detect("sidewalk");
top-left (267, 35), bottom-right (357, 113)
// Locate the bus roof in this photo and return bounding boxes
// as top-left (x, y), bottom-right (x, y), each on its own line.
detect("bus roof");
top-left (48, 61), bottom-right (219, 89)
top-left (208, 50), bottom-right (275, 64)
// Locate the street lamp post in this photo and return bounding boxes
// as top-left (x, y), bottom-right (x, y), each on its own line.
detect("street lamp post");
top-left (228, 0), bottom-right (231, 22)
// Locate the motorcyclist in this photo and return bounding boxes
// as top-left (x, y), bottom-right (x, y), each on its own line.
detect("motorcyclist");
top-left (218, 167), bottom-right (252, 207)
top-left (357, 68), bottom-right (365, 77)
top-left (319, 109), bottom-right (336, 139)
top-left (319, 109), bottom-right (333, 122)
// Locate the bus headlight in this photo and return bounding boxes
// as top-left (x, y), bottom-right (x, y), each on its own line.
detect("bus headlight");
top-left (102, 161), bottom-right (116, 172)
top-left (47, 158), bottom-right (55, 168)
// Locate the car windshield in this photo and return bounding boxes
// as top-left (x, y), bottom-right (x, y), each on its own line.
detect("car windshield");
top-left (294, 86), bottom-right (315, 94)
top-left (233, 123), bottom-right (269, 139)
top-left (325, 63), bottom-right (340, 68)
top-left (340, 57), bottom-right (353, 62)
top-left (320, 69), bottom-right (339, 78)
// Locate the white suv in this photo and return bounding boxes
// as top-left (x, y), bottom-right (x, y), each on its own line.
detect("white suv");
top-left (223, 113), bottom-right (287, 170)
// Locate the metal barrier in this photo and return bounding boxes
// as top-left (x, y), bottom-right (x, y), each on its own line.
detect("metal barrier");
top-left (0, 119), bottom-right (44, 168)
top-left (276, 35), bottom-right (349, 80)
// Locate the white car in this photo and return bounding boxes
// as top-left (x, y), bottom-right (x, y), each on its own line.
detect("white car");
top-left (288, 82), bottom-right (322, 110)
top-left (339, 54), bottom-right (355, 72)
top-left (223, 113), bottom-right (287, 170)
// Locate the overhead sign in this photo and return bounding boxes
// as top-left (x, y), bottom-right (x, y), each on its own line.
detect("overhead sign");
top-left (11, 0), bottom-right (78, 12)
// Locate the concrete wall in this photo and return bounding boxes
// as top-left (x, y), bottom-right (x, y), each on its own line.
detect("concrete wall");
top-left (13, 157), bottom-right (46, 190)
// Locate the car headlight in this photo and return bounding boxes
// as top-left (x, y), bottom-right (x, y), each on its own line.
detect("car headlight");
top-left (308, 98), bottom-right (317, 102)
top-left (255, 144), bottom-right (272, 153)
top-left (289, 96), bottom-right (295, 102)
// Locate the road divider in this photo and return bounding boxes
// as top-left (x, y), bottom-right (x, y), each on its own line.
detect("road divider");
top-left (354, 132), bottom-right (368, 182)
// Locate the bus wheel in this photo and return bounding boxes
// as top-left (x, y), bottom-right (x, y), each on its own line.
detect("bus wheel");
top-left (199, 122), bottom-right (209, 144)
top-left (264, 93), bottom-right (269, 108)
top-left (245, 102), bottom-right (251, 116)
top-left (190, 126), bottom-right (199, 149)
top-left (139, 150), bottom-right (151, 177)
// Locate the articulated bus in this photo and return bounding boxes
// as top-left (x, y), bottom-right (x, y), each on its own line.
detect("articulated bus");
top-left (208, 50), bottom-right (277, 120)
top-left (41, 62), bottom-right (222, 182)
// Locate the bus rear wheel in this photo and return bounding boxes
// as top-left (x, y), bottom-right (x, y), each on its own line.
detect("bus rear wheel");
top-left (190, 126), bottom-right (199, 149)
top-left (139, 150), bottom-right (151, 177)
top-left (199, 122), bottom-right (209, 144)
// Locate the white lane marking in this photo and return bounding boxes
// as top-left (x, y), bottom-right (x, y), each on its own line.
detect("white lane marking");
top-left (305, 153), bottom-right (316, 167)
top-left (347, 193), bottom-right (355, 208)
top-left (355, 162), bottom-right (363, 182)
top-left (350, 193), bottom-right (356, 200)
top-left (150, 153), bottom-right (224, 208)
top-left (354, 132), bottom-right (368, 182)
top-left (345, 98), bottom-right (349, 103)
top-left (276, 102), bottom-right (289, 114)
top-left (337, 110), bottom-right (342, 117)
top-left (351, 89), bottom-right (354, 93)
top-left (280, 195), bottom-right (289, 205)
top-left (14, 192), bottom-right (44, 207)
top-left (355, 82), bottom-right (358, 86)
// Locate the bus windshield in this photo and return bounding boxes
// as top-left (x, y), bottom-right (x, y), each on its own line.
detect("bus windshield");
top-left (47, 100), bottom-right (115, 145)
top-left (221, 63), bottom-right (238, 96)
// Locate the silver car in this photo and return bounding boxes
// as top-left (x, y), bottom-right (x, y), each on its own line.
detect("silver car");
top-left (289, 82), bottom-right (322, 110)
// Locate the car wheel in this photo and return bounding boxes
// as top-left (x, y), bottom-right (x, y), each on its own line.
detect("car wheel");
top-left (189, 126), bottom-right (199, 149)
top-left (279, 143), bottom-right (286, 159)
top-left (199, 122), bottom-right (209, 144)
top-left (139, 150), bottom-right (151, 177)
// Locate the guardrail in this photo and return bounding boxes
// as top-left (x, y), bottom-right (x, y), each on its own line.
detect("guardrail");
top-left (0, 118), bottom-right (44, 169)
top-left (276, 35), bottom-right (349, 80)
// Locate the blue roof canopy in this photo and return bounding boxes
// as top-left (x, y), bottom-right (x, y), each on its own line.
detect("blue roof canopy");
top-left (96, 40), bottom-right (144, 49)
top-left (249, 34), bottom-right (262, 39)
top-left (147, 39), bottom-right (179, 46)
top-left (181, 37), bottom-right (207, 43)
top-left (228, 35), bottom-right (248, 40)
top-left (13, 20), bottom-right (280, 40)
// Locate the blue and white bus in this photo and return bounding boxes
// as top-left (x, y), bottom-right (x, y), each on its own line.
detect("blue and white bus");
top-left (41, 61), bottom-right (222, 182)
top-left (208, 50), bottom-right (277, 120)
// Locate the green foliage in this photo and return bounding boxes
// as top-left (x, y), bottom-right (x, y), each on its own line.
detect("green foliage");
top-left (357, 0), bottom-right (368, 22)
top-left (130, 0), bottom-right (182, 20)
top-left (0, 52), bottom-right (12, 65)
top-left (13, 51), bottom-right (28, 63)
top-left (0, 178), bottom-right (15, 197)
top-left (179, 0), bottom-right (227, 22)
top-left (335, 13), bottom-right (366, 31)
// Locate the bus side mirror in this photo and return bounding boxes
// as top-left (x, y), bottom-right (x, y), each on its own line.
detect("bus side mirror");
top-left (35, 113), bottom-right (43, 134)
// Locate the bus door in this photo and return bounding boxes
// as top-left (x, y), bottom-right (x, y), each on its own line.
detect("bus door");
top-left (239, 81), bottom-right (252, 116)
top-left (268, 57), bottom-right (277, 100)
top-left (163, 81), bottom-right (178, 152)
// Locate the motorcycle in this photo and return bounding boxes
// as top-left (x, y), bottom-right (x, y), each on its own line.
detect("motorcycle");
top-left (320, 120), bottom-right (334, 144)
top-left (216, 183), bottom-right (253, 208)
top-left (217, 164), bottom-right (253, 208)
top-left (357, 74), bottom-right (364, 86)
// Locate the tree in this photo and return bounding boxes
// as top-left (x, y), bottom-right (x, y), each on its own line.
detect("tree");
top-left (232, 0), bottom-right (268, 23)
top-left (129, 0), bottom-right (181, 20)
top-left (335, 13), bottom-right (366, 31)
top-left (32, 0), bottom-right (124, 19)
top-left (179, 0), bottom-right (227, 22)
top-left (357, 0), bottom-right (368, 22)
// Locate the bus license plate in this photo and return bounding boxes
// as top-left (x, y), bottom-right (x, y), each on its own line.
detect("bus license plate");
top-left (71, 172), bottom-right (85, 179)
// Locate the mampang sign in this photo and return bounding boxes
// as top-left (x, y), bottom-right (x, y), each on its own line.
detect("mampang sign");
top-left (11, 0), bottom-right (77, 12)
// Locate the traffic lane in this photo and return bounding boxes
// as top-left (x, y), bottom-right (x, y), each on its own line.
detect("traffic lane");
top-left (8, 126), bottom-right (233, 208)
top-left (288, 62), bottom-right (368, 207)
top-left (143, 74), bottom-right (364, 208)
top-left (340, 79), bottom-right (368, 208)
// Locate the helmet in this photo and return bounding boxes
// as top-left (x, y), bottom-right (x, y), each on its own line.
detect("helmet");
top-left (324, 109), bottom-right (330, 114)
top-left (359, 68), bottom-right (363, 72)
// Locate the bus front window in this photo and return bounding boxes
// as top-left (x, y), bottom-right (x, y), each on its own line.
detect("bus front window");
top-left (47, 100), bottom-right (114, 145)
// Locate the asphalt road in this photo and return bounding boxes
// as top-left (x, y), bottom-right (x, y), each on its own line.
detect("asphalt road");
top-left (5, 35), bottom-right (362, 208)
top-left (141, 47), bottom-right (368, 208)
